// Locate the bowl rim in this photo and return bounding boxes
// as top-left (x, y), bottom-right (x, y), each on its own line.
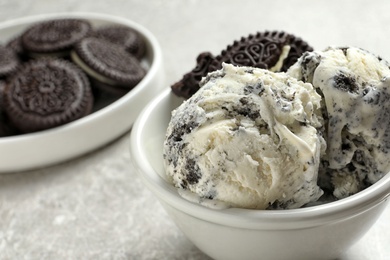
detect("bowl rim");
top-left (130, 88), bottom-right (390, 230)
top-left (0, 12), bottom-right (163, 172)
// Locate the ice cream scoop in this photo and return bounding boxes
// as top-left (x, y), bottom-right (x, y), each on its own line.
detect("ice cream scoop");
top-left (288, 46), bottom-right (390, 199)
top-left (163, 63), bottom-right (325, 209)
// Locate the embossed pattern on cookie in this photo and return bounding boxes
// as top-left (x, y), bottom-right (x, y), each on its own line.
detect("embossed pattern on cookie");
top-left (171, 31), bottom-right (313, 99)
top-left (4, 59), bottom-right (93, 133)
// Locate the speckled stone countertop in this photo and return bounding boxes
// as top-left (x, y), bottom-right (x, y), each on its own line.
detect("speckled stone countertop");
top-left (0, 0), bottom-right (389, 259)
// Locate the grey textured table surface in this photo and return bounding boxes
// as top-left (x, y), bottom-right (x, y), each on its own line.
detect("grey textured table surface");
top-left (0, 0), bottom-right (390, 259)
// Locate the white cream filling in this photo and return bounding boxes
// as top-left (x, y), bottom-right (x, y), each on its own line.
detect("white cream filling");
top-left (70, 50), bottom-right (118, 86)
top-left (270, 45), bottom-right (291, 72)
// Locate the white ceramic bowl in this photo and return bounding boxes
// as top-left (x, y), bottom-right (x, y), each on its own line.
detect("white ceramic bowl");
top-left (130, 88), bottom-right (390, 260)
top-left (0, 12), bottom-right (164, 172)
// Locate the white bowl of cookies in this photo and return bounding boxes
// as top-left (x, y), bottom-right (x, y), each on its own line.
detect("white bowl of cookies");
top-left (0, 12), bottom-right (164, 172)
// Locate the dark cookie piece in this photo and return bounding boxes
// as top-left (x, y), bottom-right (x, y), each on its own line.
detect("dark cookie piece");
top-left (0, 81), bottom-right (17, 137)
top-left (0, 80), bottom-right (5, 112)
top-left (0, 121), bottom-right (11, 137)
top-left (21, 18), bottom-right (92, 57)
top-left (171, 31), bottom-right (313, 98)
top-left (171, 52), bottom-right (215, 99)
top-left (6, 36), bottom-right (28, 60)
top-left (280, 34), bottom-right (313, 71)
top-left (71, 37), bottom-right (146, 93)
top-left (0, 80), bottom-right (5, 106)
top-left (94, 25), bottom-right (146, 59)
top-left (0, 80), bottom-right (14, 137)
top-left (0, 45), bottom-right (20, 78)
top-left (91, 79), bottom-right (131, 97)
top-left (333, 73), bottom-right (359, 94)
top-left (4, 59), bottom-right (93, 133)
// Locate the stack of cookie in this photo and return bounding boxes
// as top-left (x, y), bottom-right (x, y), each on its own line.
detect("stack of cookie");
top-left (0, 18), bottom-right (147, 136)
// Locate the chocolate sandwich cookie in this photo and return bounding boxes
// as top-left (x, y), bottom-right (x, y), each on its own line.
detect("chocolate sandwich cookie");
top-left (4, 58), bottom-right (93, 133)
top-left (94, 25), bottom-right (146, 59)
top-left (0, 120), bottom-right (11, 137)
top-left (209, 31), bottom-right (313, 71)
top-left (0, 81), bottom-right (8, 136)
top-left (21, 18), bottom-right (92, 58)
top-left (171, 31), bottom-right (313, 99)
top-left (0, 80), bottom-right (5, 106)
top-left (0, 81), bottom-right (16, 137)
top-left (0, 80), bottom-right (5, 111)
top-left (6, 36), bottom-right (27, 60)
top-left (71, 37), bottom-right (146, 95)
top-left (171, 52), bottom-right (216, 98)
top-left (0, 45), bottom-right (20, 78)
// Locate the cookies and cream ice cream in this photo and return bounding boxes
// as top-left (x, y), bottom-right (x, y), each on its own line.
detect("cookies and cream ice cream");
top-left (165, 45), bottom-right (390, 210)
top-left (163, 63), bottom-right (325, 209)
top-left (287, 47), bottom-right (390, 199)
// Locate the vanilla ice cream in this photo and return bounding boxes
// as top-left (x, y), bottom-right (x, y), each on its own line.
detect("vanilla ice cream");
top-left (288, 46), bottom-right (390, 199)
top-left (163, 63), bottom-right (325, 209)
